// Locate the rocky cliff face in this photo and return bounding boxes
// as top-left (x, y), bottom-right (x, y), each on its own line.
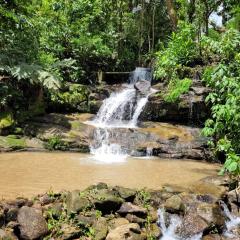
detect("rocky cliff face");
top-left (140, 80), bottom-right (210, 126)
top-left (87, 78), bottom-right (210, 127)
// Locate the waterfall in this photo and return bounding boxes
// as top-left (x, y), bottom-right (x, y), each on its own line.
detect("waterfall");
top-left (157, 209), bottom-right (202, 240)
top-left (93, 87), bottom-right (137, 128)
top-left (129, 95), bottom-right (149, 127)
top-left (146, 147), bottom-right (153, 157)
top-left (87, 68), bottom-right (153, 163)
top-left (221, 201), bottom-right (240, 239)
top-left (129, 67), bottom-right (152, 84)
top-left (158, 203), bottom-right (240, 240)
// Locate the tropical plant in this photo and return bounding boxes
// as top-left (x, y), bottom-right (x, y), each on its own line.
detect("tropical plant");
top-left (164, 78), bottom-right (192, 103)
top-left (154, 23), bottom-right (198, 81)
top-left (202, 30), bottom-right (240, 176)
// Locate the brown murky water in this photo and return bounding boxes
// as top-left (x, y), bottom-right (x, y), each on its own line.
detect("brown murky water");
top-left (0, 152), bottom-right (220, 199)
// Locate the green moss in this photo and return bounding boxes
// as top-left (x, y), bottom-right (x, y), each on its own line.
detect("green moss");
top-left (0, 112), bottom-right (14, 129)
top-left (0, 135), bottom-right (26, 150)
top-left (17, 101), bottom-right (45, 123)
top-left (13, 127), bottom-right (23, 135)
top-left (164, 78), bottom-right (192, 103)
top-left (70, 121), bottom-right (85, 131)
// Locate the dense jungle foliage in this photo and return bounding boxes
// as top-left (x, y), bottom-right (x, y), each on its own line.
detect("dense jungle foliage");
top-left (0, 0), bottom-right (240, 175)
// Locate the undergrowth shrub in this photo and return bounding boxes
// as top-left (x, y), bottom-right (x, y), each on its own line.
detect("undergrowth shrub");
top-left (164, 78), bottom-right (192, 103)
top-left (44, 136), bottom-right (69, 151)
top-left (154, 23), bottom-right (198, 81)
top-left (202, 30), bottom-right (240, 177)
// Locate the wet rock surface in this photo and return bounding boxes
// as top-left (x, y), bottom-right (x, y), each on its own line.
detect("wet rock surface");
top-left (141, 80), bottom-right (210, 125)
top-left (134, 79), bottom-right (151, 96)
top-left (0, 177), bottom-right (238, 240)
top-left (0, 112), bottom-right (213, 161)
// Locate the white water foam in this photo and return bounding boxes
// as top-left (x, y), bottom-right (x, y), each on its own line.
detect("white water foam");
top-left (93, 87), bottom-right (136, 128)
top-left (221, 202), bottom-right (240, 239)
top-left (158, 203), bottom-right (240, 240)
top-left (90, 128), bottom-right (128, 163)
top-left (86, 67), bottom-right (155, 163)
top-left (157, 209), bottom-right (202, 240)
top-left (87, 83), bottom-right (154, 163)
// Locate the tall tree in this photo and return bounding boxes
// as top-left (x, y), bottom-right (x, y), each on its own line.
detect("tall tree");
top-left (166, 0), bottom-right (178, 29)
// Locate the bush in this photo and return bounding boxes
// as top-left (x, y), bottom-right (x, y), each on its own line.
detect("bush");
top-left (154, 23), bottom-right (198, 81)
top-left (44, 136), bottom-right (69, 151)
top-left (202, 30), bottom-right (240, 176)
top-left (164, 78), bottom-right (192, 103)
top-left (47, 84), bottom-right (90, 112)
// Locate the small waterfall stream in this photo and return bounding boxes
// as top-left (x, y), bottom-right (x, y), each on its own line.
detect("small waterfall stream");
top-left (157, 209), bottom-right (202, 240)
top-left (221, 202), bottom-right (240, 239)
top-left (88, 68), bottom-right (154, 162)
top-left (157, 203), bottom-right (240, 240)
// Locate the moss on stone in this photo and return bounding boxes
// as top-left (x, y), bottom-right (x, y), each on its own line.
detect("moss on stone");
top-left (70, 121), bottom-right (85, 131)
top-left (0, 135), bottom-right (26, 150)
top-left (0, 112), bottom-right (14, 129)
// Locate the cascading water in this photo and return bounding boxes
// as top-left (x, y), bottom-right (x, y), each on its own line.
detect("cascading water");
top-left (93, 87), bottom-right (137, 128)
top-left (129, 67), bottom-right (152, 84)
top-left (157, 209), bottom-right (202, 240)
top-left (221, 201), bottom-right (240, 239)
top-left (158, 203), bottom-right (240, 240)
top-left (87, 67), bottom-right (154, 163)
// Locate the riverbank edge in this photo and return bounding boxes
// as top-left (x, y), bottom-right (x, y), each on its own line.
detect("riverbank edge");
top-left (0, 176), bottom-right (239, 240)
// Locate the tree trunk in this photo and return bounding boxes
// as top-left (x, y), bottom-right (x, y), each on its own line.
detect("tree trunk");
top-left (203, 0), bottom-right (209, 35)
top-left (166, 0), bottom-right (178, 29)
top-left (152, 2), bottom-right (156, 51)
top-left (188, 0), bottom-right (196, 23)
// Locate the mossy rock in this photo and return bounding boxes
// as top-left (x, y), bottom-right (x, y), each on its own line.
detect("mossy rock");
top-left (0, 112), bottom-right (14, 130)
top-left (70, 121), bottom-right (86, 131)
top-left (0, 135), bottom-right (26, 150)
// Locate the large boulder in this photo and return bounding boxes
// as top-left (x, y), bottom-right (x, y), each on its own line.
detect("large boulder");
top-left (179, 213), bottom-right (208, 238)
top-left (140, 80), bottom-right (210, 124)
top-left (66, 190), bottom-right (91, 214)
top-left (92, 217), bottom-right (108, 240)
top-left (108, 218), bottom-right (130, 230)
top-left (164, 195), bottom-right (185, 213)
top-left (17, 206), bottom-right (48, 240)
top-left (196, 203), bottom-right (225, 228)
top-left (91, 189), bottom-right (124, 214)
top-left (113, 186), bottom-right (137, 202)
top-left (134, 79), bottom-right (151, 96)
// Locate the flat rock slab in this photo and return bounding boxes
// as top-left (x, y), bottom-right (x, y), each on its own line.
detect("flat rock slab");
top-left (118, 202), bottom-right (147, 217)
top-left (106, 223), bottom-right (144, 240)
